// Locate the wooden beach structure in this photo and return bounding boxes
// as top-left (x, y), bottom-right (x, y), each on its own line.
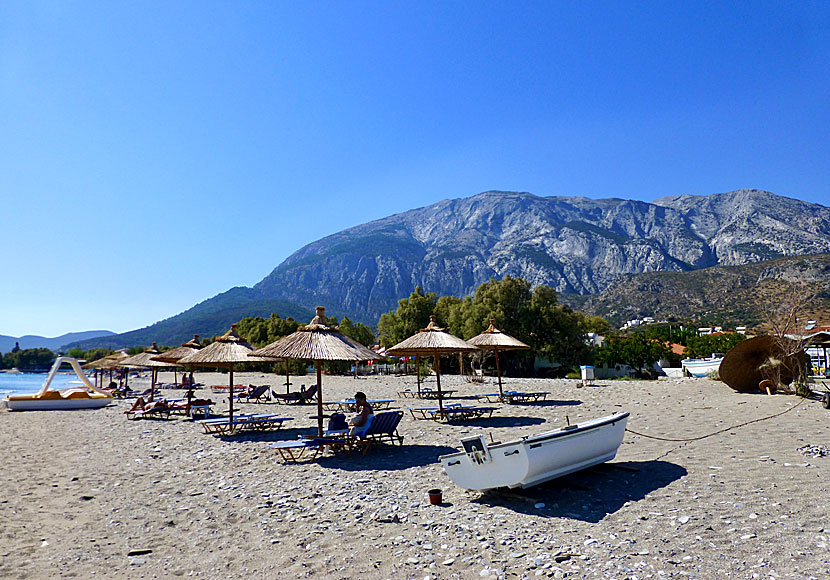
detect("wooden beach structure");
top-left (387, 315), bottom-right (479, 413)
top-left (467, 319), bottom-right (531, 399)
top-left (249, 306), bottom-right (380, 437)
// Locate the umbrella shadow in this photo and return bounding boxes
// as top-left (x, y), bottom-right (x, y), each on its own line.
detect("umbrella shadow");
top-left (316, 444), bottom-right (459, 471)
top-left (505, 399), bottom-right (582, 408)
top-left (443, 416), bottom-right (548, 428)
top-left (216, 426), bottom-right (319, 443)
top-left (472, 460), bottom-right (687, 522)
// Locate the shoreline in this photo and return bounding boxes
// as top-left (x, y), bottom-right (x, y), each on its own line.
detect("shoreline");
top-left (1, 372), bottom-right (828, 579)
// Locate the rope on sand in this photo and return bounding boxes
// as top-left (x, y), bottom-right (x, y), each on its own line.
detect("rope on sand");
top-left (624, 396), bottom-right (808, 443)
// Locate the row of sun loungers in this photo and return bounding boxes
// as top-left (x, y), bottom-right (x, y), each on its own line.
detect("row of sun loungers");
top-left (397, 388), bottom-right (458, 399)
top-left (321, 399), bottom-right (395, 412)
top-left (475, 391), bottom-right (549, 404)
top-left (408, 404), bottom-right (497, 421)
top-left (196, 413), bottom-right (293, 436)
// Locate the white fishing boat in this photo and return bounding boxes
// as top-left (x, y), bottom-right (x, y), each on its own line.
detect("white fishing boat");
top-left (439, 412), bottom-right (629, 491)
top-left (681, 353), bottom-right (723, 378)
top-left (3, 357), bottom-right (113, 411)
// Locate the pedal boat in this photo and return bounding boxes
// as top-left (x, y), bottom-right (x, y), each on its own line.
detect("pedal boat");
top-left (4, 357), bottom-right (113, 411)
top-left (439, 411), bottom-right (629, 490)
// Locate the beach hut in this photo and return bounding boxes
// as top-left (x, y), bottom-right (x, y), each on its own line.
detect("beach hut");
top-left (468, 319), bottom-right (531, 398)
top-left (249, 306), bottom-right (379, 437)
top-left (178, 325), bottom-right (271, 423)
top-left (387, 315), bottom-right (479, 413)
top-left (120, 343), bottom-right (179, 394)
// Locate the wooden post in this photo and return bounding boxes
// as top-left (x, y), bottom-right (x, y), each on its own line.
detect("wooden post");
top-left (229, 366), bottom-right (235, 423)
top-left (495, 347), bottom-right (504, 398)
top-left (316, 360), bottom-right (324, 437)
top-left (416, 355), bottom-right (421, 395)
top-left (285, 359), bottom-right (291, 394)
top-left (435, 351), bottom-right (443, 413)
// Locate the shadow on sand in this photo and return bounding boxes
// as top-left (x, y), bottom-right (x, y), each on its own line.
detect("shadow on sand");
top-left (316, 443), bottom-right (459, 471)
top-left (471, 460), bottom-right (687, 523)
top-left (442, 416), bottom-right (548, 428)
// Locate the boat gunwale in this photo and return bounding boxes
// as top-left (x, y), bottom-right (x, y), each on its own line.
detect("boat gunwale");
top-left (439, 412), bottom-right (629, 459)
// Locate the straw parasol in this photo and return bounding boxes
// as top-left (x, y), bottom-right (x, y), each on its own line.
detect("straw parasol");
top-left (121, 343), bottom-right (180, 393)
top-left (249, 306), bottom-right (380, 437)
top-left (720, 334), bottom-right (804, 394)
top-left (178, 325), bottom-right (271, 423)
top-left (152, 335), bottom-right (202, 404)
top-left (468, 319), bottom-right (531, 398)
top-left (82, 351), bottom-right (130, 388)
top-left (387, 315), bottom-right (479, 412)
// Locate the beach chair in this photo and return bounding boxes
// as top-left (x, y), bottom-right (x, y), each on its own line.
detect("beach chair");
top-left (272, 384), bottom-right (318, 405)
top-left (124, 399), bottom-right (171, 420)
top-left (361, 410), bottom-right (404, 446)
top-left (408, 406), bottom-right (439, 420)
top-left (196, 414), bottom-right (293, 436)
top-left (429, 405), bottom-right (496, 422)
top-left (233, 384), bottom-right (271, 403)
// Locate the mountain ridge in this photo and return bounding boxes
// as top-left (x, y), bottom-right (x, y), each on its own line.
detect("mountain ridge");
top-left (68, 188), bottom-right (830, 349)
top-left (0, 330), bottom-right (115, 353)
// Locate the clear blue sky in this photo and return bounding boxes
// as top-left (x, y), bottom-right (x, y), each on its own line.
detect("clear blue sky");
top-left (1, 1), bottom-right (827, 338)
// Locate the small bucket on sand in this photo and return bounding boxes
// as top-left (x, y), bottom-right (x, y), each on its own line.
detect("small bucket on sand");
top-left (428, 489), bottom-right (442, 505)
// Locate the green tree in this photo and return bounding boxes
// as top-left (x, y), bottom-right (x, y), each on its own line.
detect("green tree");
top-left (6, 348), bottom-right (57, 370)
top-left (338, 316), bottom-right (375, 347)
top-left (685, 333), bottom-right (746, 359)
top-left (377, 287), bottom-right (438, 347)
top-left (595, 335), bottom-right (671, 377)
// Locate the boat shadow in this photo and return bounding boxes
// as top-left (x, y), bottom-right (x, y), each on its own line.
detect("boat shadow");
top-left (472, 460), bottom-right (687, 522)
top-left (316, 444), bottom-right (460, 471)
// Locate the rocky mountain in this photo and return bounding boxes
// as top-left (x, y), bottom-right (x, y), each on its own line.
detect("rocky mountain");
top-left (0, 330), bottom-right (115, 353)
top-left (69, 188), bottom-right (830, 349)
top-left (561, 253), bottom-right (830, 328)
top-left (256, 189), bottom-right (830, 322)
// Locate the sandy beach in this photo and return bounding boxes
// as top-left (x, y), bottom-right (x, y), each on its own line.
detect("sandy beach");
top-left (1, 372), bottom-right (829, 579)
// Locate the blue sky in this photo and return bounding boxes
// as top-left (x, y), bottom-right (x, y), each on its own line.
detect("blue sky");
top-left (1, 1), bottom-right (827, 338)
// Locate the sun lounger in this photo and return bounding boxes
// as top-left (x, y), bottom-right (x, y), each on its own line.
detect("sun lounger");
top-left (124, 400), bottom-right (171, 420)
top-left (269, 440), bottom-right (324, 463)
top-left (429, 405), bottom-right (496, 422)
top-left (408, 406), bottom-right (440, 420)
top-left (330, 399), bottom-right (395, 412)
top-left (196, 414), bottom-right (293, 435)
top-left (272, 384), bottom-right (318, 405)
top-left (475, 391), bottom-right (549, 404)
top-left (232, 384), bottom-right (271, 403)
top-left (415, 388), bottom-right (457, 400)
top-left (361, 410), bottom-right (404, 446)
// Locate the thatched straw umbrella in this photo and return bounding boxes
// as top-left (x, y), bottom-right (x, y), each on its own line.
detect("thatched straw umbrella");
top-left (720, 335), bottom-right (804, 394)
top-left (121, 343), bottom-right (180, 395)
top-left (468, 319), bottom-right (531, 398)
top-left (249, 306), bottom-right (380, 437)
top-left (387, 315), bottom-right (479, 413)
top-left (178, 326), bottom-right (271, 423)
top-left (152, 335), bottom-right (202, 406)
top-left (82, 351), bottom-right (130, 388)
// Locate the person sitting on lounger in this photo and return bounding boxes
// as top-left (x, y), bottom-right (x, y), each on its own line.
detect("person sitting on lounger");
top-left (348, 391), bottom-right (373, 436)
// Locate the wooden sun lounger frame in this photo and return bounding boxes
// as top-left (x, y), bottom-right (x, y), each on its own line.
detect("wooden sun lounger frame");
top-left (322, 399), bottom-right (395, 412)
top-left (197, 414), bottom-right (293, 436)
top-left (475, 391), bottom-right (549, 404)
top-left (429, 406), bottom-right (496, 422)
top-left (397, 389), bottom-right (458, 400)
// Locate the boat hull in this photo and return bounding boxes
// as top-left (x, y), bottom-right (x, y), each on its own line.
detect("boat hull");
top-left (681, 358), bottom-right (722, 378)
top-left (4, 393), bottom-right (112, 411)
top-left (439, 412), bottom-right (629, 491)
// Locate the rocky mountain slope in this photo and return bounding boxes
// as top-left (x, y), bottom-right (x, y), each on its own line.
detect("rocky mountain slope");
top-left (68, 188), bottom-right (830, 348)
top-left (561, 253), bottom-right (830, 328)
top-left (257, 189), bottom-right (830, 322)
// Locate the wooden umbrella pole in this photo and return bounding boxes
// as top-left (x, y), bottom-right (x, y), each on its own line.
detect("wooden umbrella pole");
top-left (229, 366), bottom-right (235, 423)
top-left (285, 360), bottom-right (290, 394)
top-left (495, 347), bottom-right (503, 397)
top-left (416, 355), bottom-right (421, 395)
top-left (435, 351), bottom-right (443, 413)
top-left (316, 360), bottom-right (324, 437)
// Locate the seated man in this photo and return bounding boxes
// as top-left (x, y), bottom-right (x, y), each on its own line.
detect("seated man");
top-left (348, 391), bottom-right (373, 436)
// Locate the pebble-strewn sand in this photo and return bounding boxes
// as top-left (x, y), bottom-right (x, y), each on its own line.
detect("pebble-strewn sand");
top-left (1, 372), bottom-right (829, 579)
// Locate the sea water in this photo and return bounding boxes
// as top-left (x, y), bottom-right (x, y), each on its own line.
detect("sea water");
top-left (0, 372), bottom-right (91, 397)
